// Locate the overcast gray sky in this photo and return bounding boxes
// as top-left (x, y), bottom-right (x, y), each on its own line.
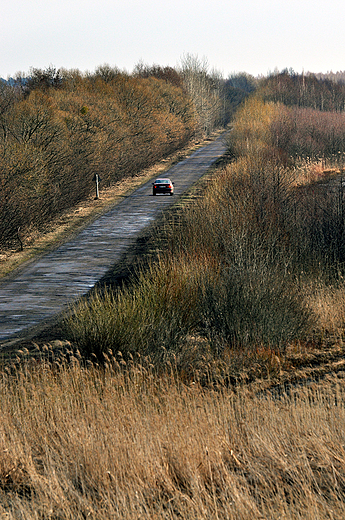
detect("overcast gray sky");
top-left (1, 0), bottom-right (345, 79)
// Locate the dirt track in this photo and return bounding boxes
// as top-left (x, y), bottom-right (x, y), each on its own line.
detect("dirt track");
top-left (0, 134), bottom-right (228, 346)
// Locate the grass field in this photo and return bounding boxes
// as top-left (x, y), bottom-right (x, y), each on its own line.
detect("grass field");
top-left (1, 350), bottom-right (345, 519)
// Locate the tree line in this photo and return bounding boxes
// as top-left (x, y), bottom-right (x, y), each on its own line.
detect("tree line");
top-left (4, 63), bottom-right (343, 253)
top-left (1, 59), bottom-right (242, 251)
top-left (258, 68), bottom-right (345, 111)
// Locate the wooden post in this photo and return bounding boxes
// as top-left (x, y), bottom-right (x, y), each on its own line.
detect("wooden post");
top-left (94, 174), bottom-right (100, 199)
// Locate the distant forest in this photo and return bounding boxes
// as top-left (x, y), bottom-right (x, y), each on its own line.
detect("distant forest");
top-left (259, 69), bottom-right (345, 111)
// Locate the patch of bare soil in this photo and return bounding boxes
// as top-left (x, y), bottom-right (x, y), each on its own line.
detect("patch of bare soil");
top-left (239, 337), bottom-right (345, 397)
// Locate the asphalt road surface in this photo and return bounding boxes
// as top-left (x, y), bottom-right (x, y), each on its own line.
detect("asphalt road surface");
top-left (0, 134), bottom-right (227, 344)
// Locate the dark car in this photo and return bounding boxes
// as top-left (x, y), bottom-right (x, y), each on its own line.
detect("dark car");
top-left (152, 178), bottom-right (174, 196)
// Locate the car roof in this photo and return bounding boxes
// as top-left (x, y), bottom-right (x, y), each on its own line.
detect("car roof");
top-left (154, 178), bottom-right (171, 182)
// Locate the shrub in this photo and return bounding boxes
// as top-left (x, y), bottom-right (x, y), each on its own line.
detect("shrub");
top-left (272, 106), bottom-right (345, 160)
top-left (64, 258), bottom-right (202, 361)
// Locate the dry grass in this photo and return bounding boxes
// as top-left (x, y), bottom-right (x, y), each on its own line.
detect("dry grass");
top-left (1, 351), bottom-right (345, 519)
top-left (292, 157), bottom-right (345, 188)
top-left (303, 279), bottom-right (345, 341)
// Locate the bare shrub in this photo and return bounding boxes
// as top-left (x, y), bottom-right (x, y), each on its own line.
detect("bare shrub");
top-left (272, 105), bottom-right (345, 160)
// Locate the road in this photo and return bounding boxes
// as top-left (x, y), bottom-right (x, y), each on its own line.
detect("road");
top-left (0, 134), bottom-right (227, 344)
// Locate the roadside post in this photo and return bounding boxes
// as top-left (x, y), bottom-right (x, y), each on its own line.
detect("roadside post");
top-left (93, 174), bottom-right (101, 199)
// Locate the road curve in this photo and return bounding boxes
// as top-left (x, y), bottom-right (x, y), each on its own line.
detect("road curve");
top-left (0, 134), bottom-right (227, 344)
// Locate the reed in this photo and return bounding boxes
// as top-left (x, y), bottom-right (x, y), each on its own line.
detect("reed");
top-left (1, 352), bottom-right (345, 519)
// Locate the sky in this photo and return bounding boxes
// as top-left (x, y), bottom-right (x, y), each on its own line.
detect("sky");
top-left (1, 0), bottom-right (345, 80)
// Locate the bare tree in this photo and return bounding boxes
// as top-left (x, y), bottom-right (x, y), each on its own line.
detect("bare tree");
top-left (179, 54), bottom-right (223, 136)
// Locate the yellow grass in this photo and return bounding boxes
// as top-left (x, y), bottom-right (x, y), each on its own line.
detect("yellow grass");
top-left (1, 351), bottom-right (345, 519)
top-left (292, 158), bottom-right (345, 188)
top-left (304, 279), bottom-right (345, 340)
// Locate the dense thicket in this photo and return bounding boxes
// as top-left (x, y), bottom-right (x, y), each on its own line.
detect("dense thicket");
top-left (178, 56), bottom-right (255, 132)
top-left (230, 95), bottom-right (345, 162)
top-left (231, 71), bottom-right (345, 162)
top-left (0, 69), bottom-right (196, 248)
top-left (1, 60), bottom-right (240, 250)
top-left (273, 105), bottom-right (345, 159)
top-left (230, 94), bottom-right (345, 270)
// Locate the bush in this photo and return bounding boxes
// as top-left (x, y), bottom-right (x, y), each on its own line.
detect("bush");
top-left (200, 263), bottom-right (311, 351)
top-left (64, 259), bottom-right (201, 361)
top-left (272, 105), bottom-right (345, 160)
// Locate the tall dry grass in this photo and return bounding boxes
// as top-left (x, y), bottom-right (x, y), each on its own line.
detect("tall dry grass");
top-left (1, 351), bottom-right (345, 519)
top-left (303, 277), bottom-right (345, 340)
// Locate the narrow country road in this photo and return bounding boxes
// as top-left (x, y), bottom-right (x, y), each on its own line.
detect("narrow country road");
top-left (0, 134), bottom-right (227, 344)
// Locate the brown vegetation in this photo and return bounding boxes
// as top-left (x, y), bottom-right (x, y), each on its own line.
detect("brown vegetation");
top-left (1, 352), bottom-right (345, 519)
top-left (0, 131), bottom-right (214, 278)
top-left (0, 60), bottom-right (238, 254)
top-left (62, 80), bottom-right (345, 368)
top-left (3, 67), bottom-right (345, 517)
top-left (0, 69), bottom-right (197, 251)
top-left (272, 106), bottom-right (345, 160)
top-left (259, 69), bottom-right (345, 111)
